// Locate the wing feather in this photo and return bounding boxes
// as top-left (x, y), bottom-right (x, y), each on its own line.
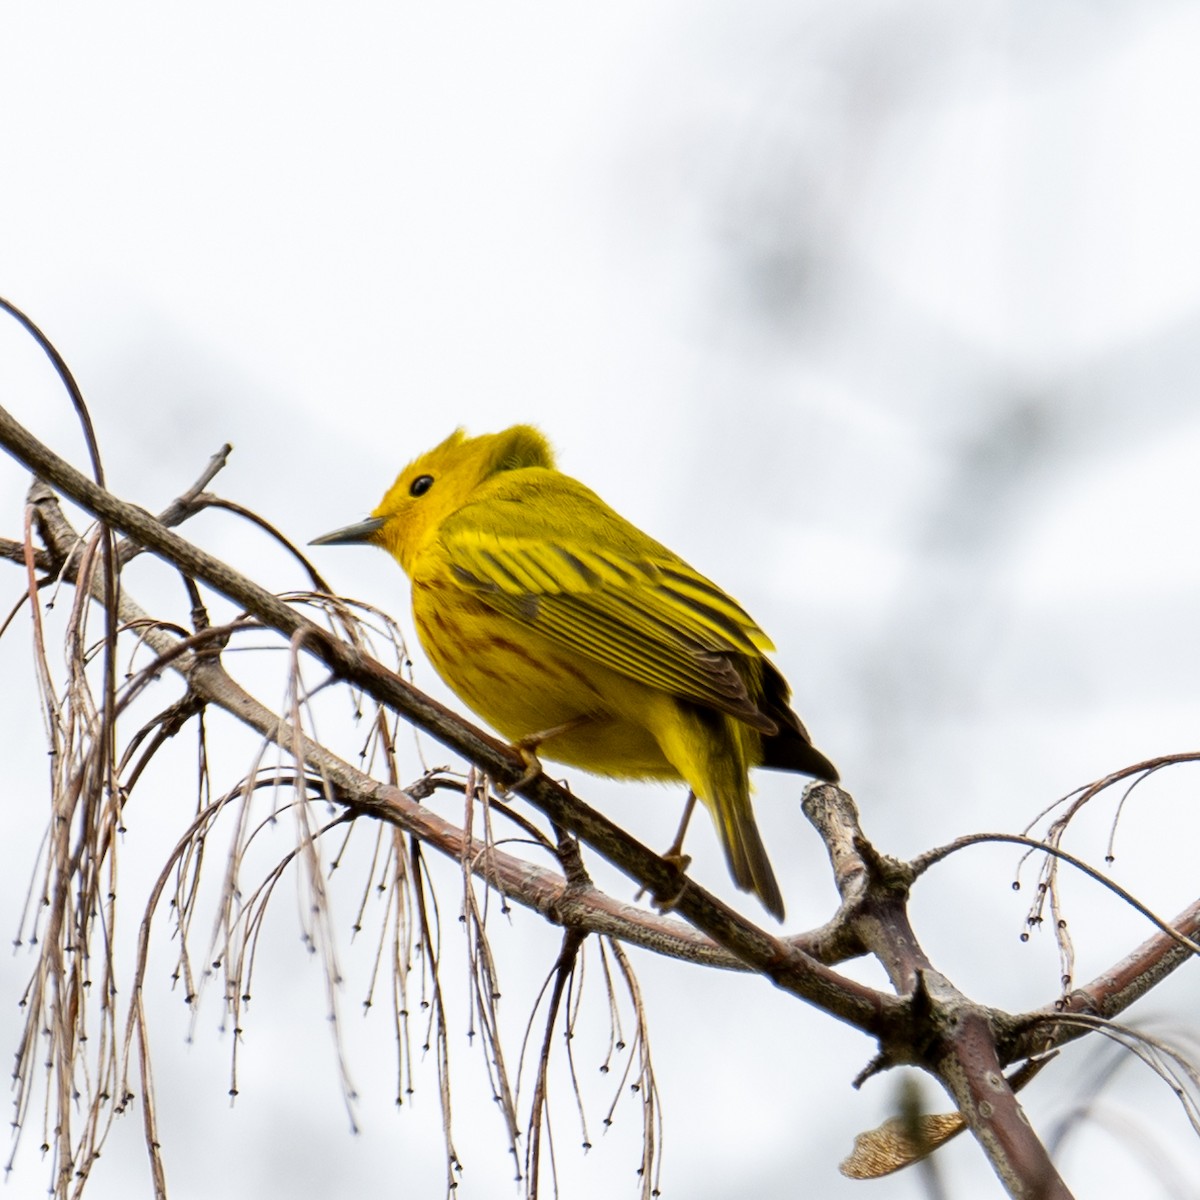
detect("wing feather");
top-left (436, 484), bottom-right (777, 731)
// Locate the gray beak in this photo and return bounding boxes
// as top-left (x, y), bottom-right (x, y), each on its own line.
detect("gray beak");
top-left (309, 516), bottom-right (386, 546)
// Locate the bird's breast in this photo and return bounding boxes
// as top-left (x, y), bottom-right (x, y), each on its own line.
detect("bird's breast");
top-left (409, 575), bottom-right (679, 779)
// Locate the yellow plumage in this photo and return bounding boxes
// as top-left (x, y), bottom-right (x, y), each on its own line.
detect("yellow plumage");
top-left (312, 425), bottom-right (837, 919)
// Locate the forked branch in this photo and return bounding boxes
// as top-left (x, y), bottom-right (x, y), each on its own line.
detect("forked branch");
top-left (2, 371), bottom-right (1199, 1199)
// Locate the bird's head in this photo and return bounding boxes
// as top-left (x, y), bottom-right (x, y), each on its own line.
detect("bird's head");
top-left (311, 424), bottom-right (554, 574)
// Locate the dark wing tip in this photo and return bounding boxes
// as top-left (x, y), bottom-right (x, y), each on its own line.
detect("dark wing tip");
top-left (752, 665), bottom-right (839, 780)
top-left (758, 730), bottom-right (839, 781)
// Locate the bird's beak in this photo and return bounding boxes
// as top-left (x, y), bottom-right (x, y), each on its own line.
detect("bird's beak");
top-left (309, 516), bottom-right (386, 547)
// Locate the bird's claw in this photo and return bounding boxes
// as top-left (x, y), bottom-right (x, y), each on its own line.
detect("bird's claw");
top-left (499, 717), bottom-right (591, 794)
top-left (506, 741), bottom-right (545, 793)
top-left (635, 850), bottom-right (693, 909)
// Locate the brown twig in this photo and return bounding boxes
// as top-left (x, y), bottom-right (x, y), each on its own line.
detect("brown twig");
top-left (0, 402), bottom-right (899, 1038)
top-left (803, 785), bottom-right (1073, 1197)
top-left (5, 395), bottom-right (1200, 1199)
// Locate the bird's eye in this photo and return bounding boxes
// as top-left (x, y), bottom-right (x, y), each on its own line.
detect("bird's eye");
top-left (409, 474), bottom-right (435, 497)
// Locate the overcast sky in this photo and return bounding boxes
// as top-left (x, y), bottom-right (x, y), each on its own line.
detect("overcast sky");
top-left (2, 5), bottom-right (1200, 1199)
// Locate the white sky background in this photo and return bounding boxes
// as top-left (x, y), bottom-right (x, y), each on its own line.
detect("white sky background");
top-left (2, 3), bottom-right (1200, 1198)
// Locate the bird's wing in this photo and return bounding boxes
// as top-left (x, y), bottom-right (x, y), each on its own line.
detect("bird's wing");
top-left (436, 492), bottom-right (777, 730)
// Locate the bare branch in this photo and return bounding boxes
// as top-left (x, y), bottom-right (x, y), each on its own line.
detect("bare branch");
top-left (0, 402), bottom-right (901, 1039)
top-left (6, 376), bottom-right (1200, 1199)
top-left (1005, 895), bottom-right (1200, 1063)
top-left (913, 831), bottom-right (1200, 960)
top-left (935, 1011), bottom-right (1072, 1200)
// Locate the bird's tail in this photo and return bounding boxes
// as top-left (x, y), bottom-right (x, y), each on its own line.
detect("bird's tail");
top-left (655, 703), bottom-right (786, 920)
top-left (700, 765), bottom-right (785, 921)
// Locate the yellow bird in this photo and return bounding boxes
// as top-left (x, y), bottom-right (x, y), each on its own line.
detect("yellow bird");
top-left (312, 426), bottom-right (837, 919)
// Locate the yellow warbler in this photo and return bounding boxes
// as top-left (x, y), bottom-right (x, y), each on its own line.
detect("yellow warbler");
top-left (312, 425), bottom-right (837, 919)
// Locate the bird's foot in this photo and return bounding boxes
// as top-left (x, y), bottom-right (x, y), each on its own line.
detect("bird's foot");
top-left (638, 850), bottom-right (693, 912)
top-left (661, 790), bottom-right (697, 864)
top-left (636, 790), bottom-right (699, 908)
top-left (501, 716), bottom-right (592, 793)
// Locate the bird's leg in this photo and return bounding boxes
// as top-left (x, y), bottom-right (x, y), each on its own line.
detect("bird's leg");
top-left (662, 789), bottom-right (697, 869)
top-left (503, 715), bottom-right (593, 793)
top-left (636, 790), bottom-right (697, 909)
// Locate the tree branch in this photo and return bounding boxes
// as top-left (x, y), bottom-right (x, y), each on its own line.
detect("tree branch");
top-left (0, 405), bottom-right (897, 1040)
top-left (804, 785), bottom-right (1073, 1196)
top-left (1004, 894), bottom-right (1200, 1063)
top-left (8, 391), bottom-right (1199, 1199)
